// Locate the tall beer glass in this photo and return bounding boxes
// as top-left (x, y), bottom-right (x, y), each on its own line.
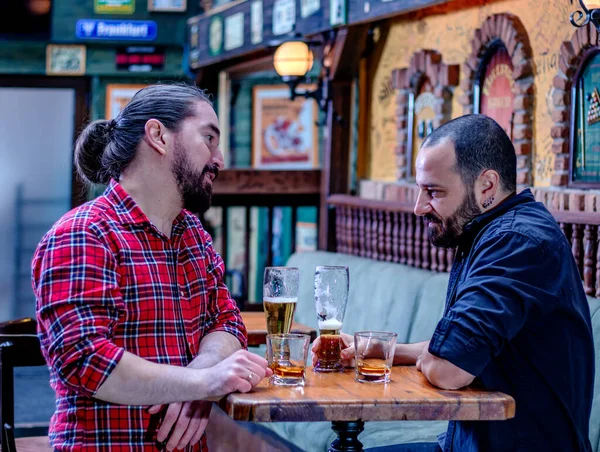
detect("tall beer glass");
top-left (313, 265), bottom-right (349, 372)
top-left (263, 267), bottom-right (299, 335)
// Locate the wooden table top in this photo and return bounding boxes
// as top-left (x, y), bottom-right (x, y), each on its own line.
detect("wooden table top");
top-left (241, 311), bottom-right (317, 346)
top-left (221, 366), bottom-right (515, 423)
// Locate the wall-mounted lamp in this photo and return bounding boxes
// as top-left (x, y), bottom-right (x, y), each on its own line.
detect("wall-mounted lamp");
top-left (571, 0), bottom-right (600, 31)
top-left (270, 33), bottom-right (333, 116)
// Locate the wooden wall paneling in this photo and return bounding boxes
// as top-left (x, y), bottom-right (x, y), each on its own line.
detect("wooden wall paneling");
top-left (364, 208), bottom-right (372, 259)
top-left (352, 207), bottom-right (360, 257)
top-left (358, 207), bottom-right (366, 257)
top-left (572, 224), bottom-right (583, 277)
top-left (583, 224), bottom-right (596, 295)
top-left (347, 205), bottom-right (354, 254)
top-left (371, 208), bottom-right (379, 260)
top-left (399, 212), bottom-right (407, 265)
top-left (328, 196), bottom-right (600, 286)
top-left (391, 212), bottom-right (400, 263)
top-left (383, 210), bottom-right (391, 262)
top-left (336, 205), bottom-right (344, 253)
top-left (414, 214), bottom-right (422, 268)
top-left (422, 220), bottom-right (430, 270)
top-left (406, 214), bottom-right (415, 267)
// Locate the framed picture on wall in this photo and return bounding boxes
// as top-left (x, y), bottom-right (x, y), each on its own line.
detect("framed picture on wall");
top-left (46, 45), bottom-right (86, 76)
top-left (105, 84), bottom-right (146, 119)
top-left (148, 0), bottom-right (187, 12)
top-left (252, 85), bottom-right (319, 169)
top-left (571, 49), bottom-right (600, 187)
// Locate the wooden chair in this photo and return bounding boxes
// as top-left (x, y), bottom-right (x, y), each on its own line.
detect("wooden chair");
top-left (0, 318), bottom-right (52, 452)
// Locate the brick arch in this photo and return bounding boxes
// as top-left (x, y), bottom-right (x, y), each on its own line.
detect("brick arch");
top-left (458, 13), bottom-right (534, 186)
top-left (550, 23), bottom-right (599, 187)
top-left (391, 50), bottom-right (459, 180)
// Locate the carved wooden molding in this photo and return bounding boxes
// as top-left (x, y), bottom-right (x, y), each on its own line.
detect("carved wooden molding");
top-left (550, 23), bottom-right (599, 187)
top-left (391, 50), bottom-right (459, 180)
top-left (214, 169), bottom-right (321, 195)
top-left (212, 169), bottom-right (322, 207)
top-left (459, 13), bottom-right (534, 187)
top-left (329, 194), bottom-right (600, 297)
top-left (329, 194), bottom-right (455, 272)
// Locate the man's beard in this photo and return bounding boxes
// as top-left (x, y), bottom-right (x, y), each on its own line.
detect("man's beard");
top-left (171, 140), bottom-right (218, 215)
top-left (423, 189), bottom-right (481, 249)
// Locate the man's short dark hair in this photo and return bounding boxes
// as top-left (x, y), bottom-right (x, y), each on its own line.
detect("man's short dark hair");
top-left (422, 114), bottom-right (517, 193)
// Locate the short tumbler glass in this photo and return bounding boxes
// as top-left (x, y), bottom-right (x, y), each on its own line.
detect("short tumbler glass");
top-left (354, 331), bottom-right (397, 383)
top-left (266, 333), bottom-right (310, 386)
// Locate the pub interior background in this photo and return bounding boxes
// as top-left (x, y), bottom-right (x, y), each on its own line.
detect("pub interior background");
top-left (3, 0), bottom-right (599, 319)
top-left (1, 0), bottom-right (600, 439)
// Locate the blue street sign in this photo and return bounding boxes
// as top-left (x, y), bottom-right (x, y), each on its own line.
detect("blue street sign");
top-left (76, 19), bottom-right (157, 41)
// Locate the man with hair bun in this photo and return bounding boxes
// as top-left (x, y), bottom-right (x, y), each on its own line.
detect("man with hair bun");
top-left (32, 83), bottom-right (271, 451)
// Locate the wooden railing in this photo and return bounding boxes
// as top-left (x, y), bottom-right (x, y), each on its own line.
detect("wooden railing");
top-left (329, 194), bottom-right (600, 298)
top-left (552, 210), bottom-right (600, 298)
top-left (211, 169), bottom-right (321, 309)
top-left (328, 195), bottom-right (454, 273)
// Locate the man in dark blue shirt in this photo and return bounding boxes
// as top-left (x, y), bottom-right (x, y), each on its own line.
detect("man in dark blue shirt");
top-left (365, 115), bottom-right (595, 451)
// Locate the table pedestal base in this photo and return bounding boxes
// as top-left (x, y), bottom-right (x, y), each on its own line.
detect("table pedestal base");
top-left (329, 420), bottom-right (365, 452)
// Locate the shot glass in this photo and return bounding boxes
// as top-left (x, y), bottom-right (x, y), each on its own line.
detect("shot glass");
top-left (354, 331), bottom-right (397, 383)
top-left (266, 333), bottom-right (310, 386)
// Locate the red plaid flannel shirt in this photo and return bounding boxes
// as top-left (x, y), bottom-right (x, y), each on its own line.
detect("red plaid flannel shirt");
top-left (32, 180), bottom-right (247, 451)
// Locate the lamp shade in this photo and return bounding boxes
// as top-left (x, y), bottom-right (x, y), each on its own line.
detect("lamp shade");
top-left (273, 41), bottom-right (314, 78)
top-left (583, 0), bottom-right (600, 9)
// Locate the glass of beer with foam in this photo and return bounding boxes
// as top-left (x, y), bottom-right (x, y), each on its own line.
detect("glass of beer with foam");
top-left (354, 331), bottom-right (397, 383)
top-left (266, 333), bottom-right (310, 386)
top-left (263, 267), bottom-right (299, 335)
top-left (313, 266), bottom-right (349, 373)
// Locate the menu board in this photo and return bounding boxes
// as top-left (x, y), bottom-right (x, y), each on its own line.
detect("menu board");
top-left (480, 46), bottom-right (515, 138)
top-left (573, 52), bottom-right (600, 185)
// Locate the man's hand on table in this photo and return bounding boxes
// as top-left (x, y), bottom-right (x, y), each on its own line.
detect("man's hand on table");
top-left (416, 341), bottom-right (475, 390)
top-left (148, 400), bottom-right (212, 451)
top-left (311, 332), bottom-right (356, 368)
top-left (148, 350), bottom-right (272, 451)
top-left (415, 341), bottom-right (430, 372)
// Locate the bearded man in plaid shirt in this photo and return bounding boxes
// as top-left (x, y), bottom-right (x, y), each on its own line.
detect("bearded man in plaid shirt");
top-left (32, 83), bottom-right (271, 451)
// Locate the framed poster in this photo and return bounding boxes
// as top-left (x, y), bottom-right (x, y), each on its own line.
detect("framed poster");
top-left (571, 50), bottom-right (600, 186)
top-left (148, 0), bottom-right (186, 12)
top-left (46, 45), bottom-right (86, 76)
top-left (95, 0), bottom-right (134, 14)
top-left (295, 221), bottom-right (317, 252)
top-left (479, 45), bottom-right (515, 139)
top-left (105, 84), bottom-right (145, 119)
top-left (330, 0), bottom-right (346, 26)
top-left (252, 85), bottom-right (319, 169)
top-left (224, 12), bottom-right (244, 51)
top-left (250, 0), bottom-right (263, 45)
top-left (208, 16), bottom-right (224, 56)
top-left (272, 0), bottom-right (295, 35)
top-left (301, 0), bottom-right (320, 18)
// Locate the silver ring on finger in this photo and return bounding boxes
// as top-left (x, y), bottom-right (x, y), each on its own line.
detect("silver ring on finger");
top-left (246, 371), bottom-right (255, 382)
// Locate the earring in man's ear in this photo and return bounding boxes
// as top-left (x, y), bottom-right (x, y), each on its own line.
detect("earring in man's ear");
top-left (482, 196), bottom-right (495, 209)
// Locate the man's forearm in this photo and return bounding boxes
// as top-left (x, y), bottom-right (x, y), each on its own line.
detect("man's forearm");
top-left (95, 351), bottom-right (211, 405)
top-left (188, 331), bottom-right (243, 369)
top-left (393, 341), bottom-right (428, 365)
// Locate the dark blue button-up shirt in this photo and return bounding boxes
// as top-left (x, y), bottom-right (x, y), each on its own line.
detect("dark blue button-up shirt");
top-left (429, 189), bottom-right (595, 452)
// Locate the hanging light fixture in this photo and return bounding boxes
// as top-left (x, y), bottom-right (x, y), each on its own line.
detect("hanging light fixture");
top-left (273, 40), bottom-right (315, 81)
top-left (270, 32), bottom-right (334, 115)
top-left (571, 0), bottom-right (600, 31)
